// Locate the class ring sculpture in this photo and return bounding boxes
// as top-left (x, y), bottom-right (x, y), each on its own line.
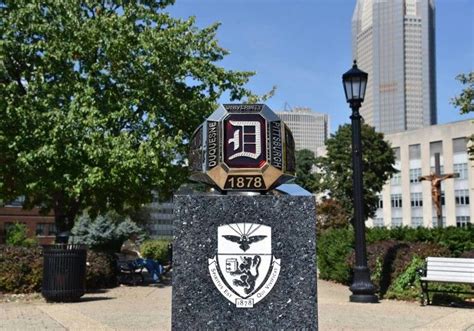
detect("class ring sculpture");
top-left (189, 104), bottom-right (295, 193)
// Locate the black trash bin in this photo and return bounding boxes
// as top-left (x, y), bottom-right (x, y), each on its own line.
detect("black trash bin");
top-left (42, 244), bottom-right (87, 302)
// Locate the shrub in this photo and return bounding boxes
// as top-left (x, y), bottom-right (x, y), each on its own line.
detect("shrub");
top-left (317, 228), bottom-right (354, 284)
top-left (319, 225), bottom-right (473, 301)
top-left (141, 240), bottom-right (171, 264)
top-left (365, 226), bottom-right (474, 256)
top-left (6, 222), bottom-right (37, 247)
top-left (432, 226), bottom-right (474, 257)
top-left (384, 255), bottom-right (472, 303)
top-left (384, 256), bottom-right (424, 300)
top-left (0, 245), bottom-right (120, 293)
top-left (70, 212), bottom-right (143, 252)
top-left (85, 251), bottom-right (117, 290)
top-left (0, 245), bottom-right (43, 293)
top-left (366, 226), bottom-right (392, 244)
top-left (348, 240), bottom-right (450, 299)
top-left (316, 198), bottom-right (351, 233)
top-left (460, 250), bottom-right (474, 258)
top-left (429, 283), bottom-right (473, 305)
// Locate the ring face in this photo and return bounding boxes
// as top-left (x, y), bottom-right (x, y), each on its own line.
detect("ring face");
top-left (189, 104), bottom-right (295, 192)
top-left (223, 113), bottom-right (267, 169)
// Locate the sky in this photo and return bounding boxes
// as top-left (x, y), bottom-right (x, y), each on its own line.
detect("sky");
top-left (166, 0), bottom-right (474, 133)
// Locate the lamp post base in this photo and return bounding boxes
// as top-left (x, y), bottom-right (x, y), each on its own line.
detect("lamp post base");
top-left (349, 266), bottom-right (379, 303)
top-left (350, 294), bottom-right (379, 303)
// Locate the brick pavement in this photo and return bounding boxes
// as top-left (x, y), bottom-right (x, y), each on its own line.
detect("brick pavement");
top-left (1, 279), bottom-right (473, 330)
top-left (1, 284), bottom-right (171, 331)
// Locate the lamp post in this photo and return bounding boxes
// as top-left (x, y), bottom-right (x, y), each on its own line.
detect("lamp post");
top-left (342, 60), bottom-right (378, 303)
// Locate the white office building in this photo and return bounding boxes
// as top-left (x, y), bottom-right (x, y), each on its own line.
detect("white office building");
top-left (371, 120), bottom-right (473, 228)
top-left (352, 0), bottom-right (437, 134)
top-left (277, 107), bottom-right (329, 156)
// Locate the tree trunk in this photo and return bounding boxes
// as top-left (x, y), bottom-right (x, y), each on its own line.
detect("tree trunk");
top-left (53, 192), bottom-right (80, 234)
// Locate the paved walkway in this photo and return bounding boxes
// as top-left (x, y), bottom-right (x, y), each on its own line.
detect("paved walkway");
top-left (318, 280), bottom-right (474, 331)
top-left (1, 279), bottom-right (473, 330)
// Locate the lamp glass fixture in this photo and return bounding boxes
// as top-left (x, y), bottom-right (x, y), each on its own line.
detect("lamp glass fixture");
top-left (342, 61), bottom-right (368, 103)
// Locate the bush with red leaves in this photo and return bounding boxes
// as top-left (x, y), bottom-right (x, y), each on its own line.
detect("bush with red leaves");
top-left (348, 240), bottom-right (450, 297)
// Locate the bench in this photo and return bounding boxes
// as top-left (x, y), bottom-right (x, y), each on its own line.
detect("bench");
top-left (418, 257), bottom-right (474, 305)
top-left (115, 253), bottom-right (145, 285)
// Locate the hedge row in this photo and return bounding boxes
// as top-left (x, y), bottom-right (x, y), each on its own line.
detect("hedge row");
top-left (365, 226), bottom-right (474, 256)
top-left (0, 245), bottom-right (43, 293)
top-left (0, 245), bottom-right (117, 294)
top-left (317, 226), bottom-right (474, 301)
top-left (0, 236), bottom-right (173, 293)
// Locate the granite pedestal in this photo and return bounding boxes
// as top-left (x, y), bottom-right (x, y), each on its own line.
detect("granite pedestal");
top-left (172, 195), bottom-right (317, 330)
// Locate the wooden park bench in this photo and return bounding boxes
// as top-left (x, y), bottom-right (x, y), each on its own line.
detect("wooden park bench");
top-left (418, 257), bottom-right (474, 305)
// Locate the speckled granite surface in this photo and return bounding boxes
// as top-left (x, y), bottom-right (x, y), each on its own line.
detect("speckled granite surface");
top-left (172, 195), bottom-right (317, 330)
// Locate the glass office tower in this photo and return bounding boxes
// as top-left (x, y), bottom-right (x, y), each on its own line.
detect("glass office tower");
top-left (352, 0), bottom-right (437, 134)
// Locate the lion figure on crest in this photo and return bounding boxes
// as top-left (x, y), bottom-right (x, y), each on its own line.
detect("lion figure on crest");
top-left (230, 256), bottom-right (261, 295)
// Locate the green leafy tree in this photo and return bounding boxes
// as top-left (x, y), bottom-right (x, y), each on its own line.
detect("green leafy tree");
top-left (451, 72), bottom-right (474, 114)
top-left (451, 72), bottom-right (474, 158)
top-left (295, 149), bottom-right (319, 192)
top-left (316, 198), bottom-right (351, 233)
top-left (0, 1), bottom-right (258, 232)
top-left (5, 222), bottom-right (37, 247)
top-left (317, 123), bottom-right (396, 221)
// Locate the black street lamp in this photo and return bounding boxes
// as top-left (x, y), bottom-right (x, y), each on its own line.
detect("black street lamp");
top-left (342, 60), bottom-right (378, 303)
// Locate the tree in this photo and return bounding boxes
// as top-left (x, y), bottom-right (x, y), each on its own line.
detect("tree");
top-left (0, 1), bottom-right (258, 232)
top-left (317, 123), bottom-right (396, 221)
top-left (295, 149), bottom-right (319, 192)
top-left (451, 72), bottom-right (474, 158)
top-left (70, 211), bottom-right (142, 252)
top-left (451, 72), bottom-right (474, 114)
top-left (316, 198), bottom-right (351, 233)
top-left (5, 222), bottom-right (37, 247)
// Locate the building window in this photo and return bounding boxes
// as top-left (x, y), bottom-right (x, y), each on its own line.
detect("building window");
top-left (409, 168), bottom-right (422, 183)
top-left (373, 218), bottom-right (384, 227)
top-left (411, 217), bottom-right (424, 228)
top-left (377, 195), bottom-right (383, 209)
top-left (5, 196), bottom-right (25, 207)
top-left (36, 223), bottom-right (46, 236)
top-left (452, 137), bottom-right (467, 154)
top-left (409, 144), bottom-right (421, 160)
top-left (432, 217), bottom-right (446, 228)
top-left (456, 216), bottom-right (471, 228)
top-left (454, 190), bottom-right (470, 205)
top-left (430, 165), bottom-right (444, 175)
top-left (48, 224), bottom-right (57, 236)
top-left (391, 194), bottom-right (402, 208)
top-left (391, 217), bottom-right (403, 228)
top-left (391, 172), bottom-right (401, 186)
top-left (453, 163), bottom-right (468, 180)
top-left (410, 192), bottom-right (423, 207)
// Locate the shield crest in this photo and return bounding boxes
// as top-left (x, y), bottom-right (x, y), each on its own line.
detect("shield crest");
top-left (209, 223), bottom-right (281, 308)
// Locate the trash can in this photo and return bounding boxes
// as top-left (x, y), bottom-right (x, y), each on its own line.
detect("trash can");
top-left (42, 244), bottom-right (87, 302)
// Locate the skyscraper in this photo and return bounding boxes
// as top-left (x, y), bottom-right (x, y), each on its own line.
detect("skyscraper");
top-left (277, 107), bottom-right (329, 156)
top-left (352, 0), bottom-right (437, 134)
